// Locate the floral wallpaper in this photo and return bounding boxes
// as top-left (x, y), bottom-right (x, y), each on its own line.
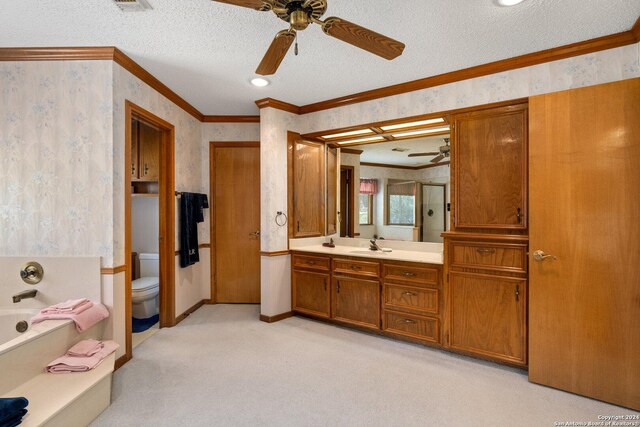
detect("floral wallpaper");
top-left (296, 44), bottom-right (640, 134)
top-left (0, 61), bottom-right (114, 264)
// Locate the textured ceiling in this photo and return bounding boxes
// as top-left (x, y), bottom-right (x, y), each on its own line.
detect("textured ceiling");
top-left (359, 135), bottom-right (449, 167)
top-left (2, 0), bottom-right (639, 114)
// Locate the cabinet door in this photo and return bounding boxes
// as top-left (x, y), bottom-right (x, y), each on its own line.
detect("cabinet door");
top-left (448, 272), bottom-right (527, 365)
top-left (131, 120), bottom-right (140, 180)
top-left (290, 136), bottom-right (325, 237)
top-left (326, 146), bottom-right (338, 235)
top-left (331, 276), bottom-right (380, 330)
top-left (138, 122), bottom-right (160, 181)
top-left (453, 104), bottom-right (527, 230)
top-left (292, 270), bottom-right (330, 318)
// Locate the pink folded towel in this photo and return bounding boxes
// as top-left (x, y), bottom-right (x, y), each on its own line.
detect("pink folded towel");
top-left (31, 303), bottom-right (109, 332)
top-left (67, 339), bottom-right (104, 357)
top-left (46, 340), bottom-right (119, 373)
top-left (40, 298), bottom-right (93, 315)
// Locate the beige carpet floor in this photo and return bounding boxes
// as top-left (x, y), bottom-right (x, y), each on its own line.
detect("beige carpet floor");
top-left (92, 304), bottom-right (637, 427)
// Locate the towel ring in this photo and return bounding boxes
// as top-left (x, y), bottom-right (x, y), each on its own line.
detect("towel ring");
top-left (275, 211), bottom-right (288, 227)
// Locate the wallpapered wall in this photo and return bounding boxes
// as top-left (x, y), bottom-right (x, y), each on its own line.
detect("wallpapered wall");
top-left (0, 61), bottom-right (115, 263)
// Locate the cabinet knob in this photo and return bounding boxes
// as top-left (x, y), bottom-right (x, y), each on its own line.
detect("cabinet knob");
top-left (144, 163), bottom-right (149, 175)
top-left (402, 291), bottom-right (417, 297)
top-left (350, 265), bottom-right (362, 270)
top-left (399, 318), bottom-right (416, 324)
top-left (403, 271), bottom-right (417, 277)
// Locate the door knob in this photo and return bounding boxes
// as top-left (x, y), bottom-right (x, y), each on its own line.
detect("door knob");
top-left (248, 230), bottom-right (261, 237)
top-left (533, 250), bottom-right (557, 262)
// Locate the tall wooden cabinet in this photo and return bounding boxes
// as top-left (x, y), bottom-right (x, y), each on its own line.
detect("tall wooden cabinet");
top-left (288, 133), bottom-right (325, 237)
top-left (452, 104), bottom-right (527, 230)
top-left (326, 146), bottom-right (338, 236)
top-left (131, 120), bottom-right (160, 182)
top-left (444, 101), bottom-right (529, 367)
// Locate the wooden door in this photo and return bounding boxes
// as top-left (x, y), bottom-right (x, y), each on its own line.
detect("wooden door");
top-left (138, 122), bottom-right (160, 181)
top-left (528, 79), bottom-right (640, 410)
top-left (289, 135), bottom-right (325, 238)
top-left (326, 146), bottom-right (338, 235)
top-left (453, 104), bottom-right (527, 230)
top-left (449, 272), bottom-right (527, 365)
top-left (339, 169), bottom-right (348, 237)
top-left (331, 276), bottom-right (380, 330)
top-left (292, 270), bottom-right (330, 318)
top-left (212, 142), bottom-right (261, 303)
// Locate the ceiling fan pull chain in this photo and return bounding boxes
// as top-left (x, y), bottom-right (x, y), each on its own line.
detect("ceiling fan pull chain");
top-left (295, 32), bottom-right (299, 56)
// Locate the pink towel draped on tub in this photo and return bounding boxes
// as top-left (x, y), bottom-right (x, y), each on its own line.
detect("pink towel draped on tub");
top-left (46, 340), bottom-right (118, 373)
top-left (31, 302), bottom-right (109, 332)
top-left (40, 298), bottom-right (93, 315)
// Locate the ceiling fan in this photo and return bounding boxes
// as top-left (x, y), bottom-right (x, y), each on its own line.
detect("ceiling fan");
top-left (212, 0), bottom-right (406, 75)
top-left (408, 138), bottom-right (450, 163)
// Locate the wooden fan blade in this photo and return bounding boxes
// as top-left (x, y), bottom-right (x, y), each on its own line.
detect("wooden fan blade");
top-left (256, 30), bottom-right (296, 76)
top-left (322, 17), bottom-right (405, 60)
top-left (408, 152), bottom-right (439, 157)
top-left (211, 0), bottom-right (268, 10)
top-left (430, 154), bottom-right (445, 163)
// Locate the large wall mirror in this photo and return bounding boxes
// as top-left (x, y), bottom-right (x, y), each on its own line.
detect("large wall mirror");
top-left (307, 116), bottom-right (451, 243)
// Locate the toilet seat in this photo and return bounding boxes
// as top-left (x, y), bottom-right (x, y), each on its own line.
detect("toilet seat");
top-left (132, 277), bottom-right (159, 293)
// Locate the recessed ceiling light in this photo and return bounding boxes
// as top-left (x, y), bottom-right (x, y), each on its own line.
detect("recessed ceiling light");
top-left (322, 129), bottom-right (375, 140)
top-left (496, 0), bottom-right (526, 6)
top-left (380, 118), bottom-right (445, 131)
top-left (251, 77), bottom-right (270, 87)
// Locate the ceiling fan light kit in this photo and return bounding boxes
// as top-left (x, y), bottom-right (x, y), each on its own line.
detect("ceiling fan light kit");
top-left (213, 0), bottom-right (406, 75)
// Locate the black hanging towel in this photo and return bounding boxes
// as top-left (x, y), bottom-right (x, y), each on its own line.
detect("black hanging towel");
top-left (179, 192), bottom-right (209, 268)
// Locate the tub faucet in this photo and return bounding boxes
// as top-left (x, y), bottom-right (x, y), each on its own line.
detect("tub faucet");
top-left (369, 239), bottom-right (382, 251)
top-left (12, 289), bottom-right (37, 303)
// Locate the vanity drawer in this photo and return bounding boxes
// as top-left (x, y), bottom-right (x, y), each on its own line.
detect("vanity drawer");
top-left (332, 258), bottom-right (380, 278)
top-left (383, 284), bottom-right (439, 315)
top-left (382, 263), bottom-right (439, 287)
top-left (449, 241), bottom-right (527, 274)
top-left (383, 310), bottom-right (440, 344)
top-left (292, 254), bottom-right (330, 271)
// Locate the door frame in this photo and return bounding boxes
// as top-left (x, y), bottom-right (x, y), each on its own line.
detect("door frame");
top-left (340, 165), bottom-right (355, 238)
top-left (125, 101), bottom-right (176, 361)
top-left (209, 141), bottom-right (260, 303)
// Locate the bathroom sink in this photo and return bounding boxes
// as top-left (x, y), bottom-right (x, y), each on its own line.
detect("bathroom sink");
top-left (348, 249), bottom-right (384, 255)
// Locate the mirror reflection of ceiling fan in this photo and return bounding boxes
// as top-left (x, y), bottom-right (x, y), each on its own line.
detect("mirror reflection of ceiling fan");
top-left (407, 138), bottom-right (450, 163)
top-left (212, 0), bottom-right (406, 75)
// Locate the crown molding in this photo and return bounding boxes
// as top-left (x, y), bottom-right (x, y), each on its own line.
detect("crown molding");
top-left (112, 48), bottom-right (204, 121)
top-left (202, 115), bottom-right (260, 123)
top-left (298, 24), bottom-right (640, 115)
top-left (0, 46), bottom-right (116, 61)
top-left (632, 16), bottom-right (640, 42)
top-left (255, 98), bottom-right (301, 115)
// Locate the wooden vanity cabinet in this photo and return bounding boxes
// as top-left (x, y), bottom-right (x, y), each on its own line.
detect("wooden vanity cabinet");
top-left (131, 120), bottom-right (160, 182)
top-left (443, 234), bottom-right (528, 366)
top-left (331, 275), bottom-right (380, 330)
top-left (381, 262), bottom-right (442, 345)
top-left (452, 103), bottom-right (528, 231)
top-left (291, 254), bottom-right (331, 318)
top-left (288, 133), bottom-right (326, 238)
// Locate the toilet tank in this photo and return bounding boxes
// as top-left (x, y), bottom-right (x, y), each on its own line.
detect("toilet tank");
top-left (138, 253), bottom-right (159, 277)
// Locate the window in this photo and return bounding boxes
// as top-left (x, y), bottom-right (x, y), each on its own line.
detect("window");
top-left (387, 180), bottom-right (416, 226)
top-left (359, 194), bottom-right (373, 225)
top-left (359, 178), bottom-right (377, 226)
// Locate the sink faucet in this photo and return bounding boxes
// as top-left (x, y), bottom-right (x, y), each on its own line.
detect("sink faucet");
top-left (12, 289), bottom-right (37, 303)
top-left (369, 238), bottom-right (382, 251)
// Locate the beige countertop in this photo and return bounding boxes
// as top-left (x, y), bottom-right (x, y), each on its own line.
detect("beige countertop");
top-left (290, 244), bottom-right (443, 265)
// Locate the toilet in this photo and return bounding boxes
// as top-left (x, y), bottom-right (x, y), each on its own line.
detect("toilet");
top-left (132, 253), bottom-right (159, 319)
